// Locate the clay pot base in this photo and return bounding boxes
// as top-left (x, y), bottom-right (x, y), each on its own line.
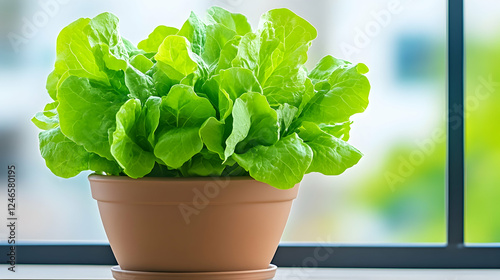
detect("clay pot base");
top-left (111, 265), bottom-right (278, 280)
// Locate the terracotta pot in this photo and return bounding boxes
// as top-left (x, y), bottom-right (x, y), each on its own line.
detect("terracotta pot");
top-left (89, 175), bottom-right (299, 272)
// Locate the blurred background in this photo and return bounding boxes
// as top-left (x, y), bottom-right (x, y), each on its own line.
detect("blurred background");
top-left (0, 0), bottom-right (496, 245)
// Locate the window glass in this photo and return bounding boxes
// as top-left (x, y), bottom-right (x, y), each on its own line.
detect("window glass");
top-left (465, 0), bottom-right (500, 244)
top-left (0, 0), bottom-right (446, 244)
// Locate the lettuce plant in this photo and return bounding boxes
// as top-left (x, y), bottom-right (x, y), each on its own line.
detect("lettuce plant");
top-left (32, 7), bottom-right (370, 189)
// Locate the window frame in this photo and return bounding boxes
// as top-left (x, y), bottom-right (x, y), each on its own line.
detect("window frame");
top-left (4, 0), bottom-right (500, 268)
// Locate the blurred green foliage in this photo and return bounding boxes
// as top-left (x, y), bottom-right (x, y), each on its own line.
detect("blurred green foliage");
top-left (356, 141), bottom-right (446, 243)
top-left (465, 41), bottom-right (500, 243)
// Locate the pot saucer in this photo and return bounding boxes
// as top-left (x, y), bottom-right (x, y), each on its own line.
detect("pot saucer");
top-left (111, 264), bottom-right (277, 280)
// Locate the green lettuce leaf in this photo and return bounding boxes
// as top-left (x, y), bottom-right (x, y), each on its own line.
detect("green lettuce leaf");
top-left (157, 84), bottom-right (215, 127)
top-left (298, 77), bottom-right (314, 115)
top-left (200, 117), bottom-right (226, 159)
top-left (231, 32), bottom-right (258, 72)
top-left (202, 24), bottom-right (237, 67)
top-left (39, 127), bottom-right (120, 178)
top-left (308, 55), bottom-right (350, 85)
top-left (143, 96), bottom-right (162, 146)
top-left (233, 133), bottom-right (313, 189)
top-left (201, 75), bottom-right (233, 121)
top-left (155, 35), bottom-right (199, 81)
top-left (154, 84), bottom-right (216, 168)
top-left (124, 66), bottom-right (155, 101)
top-left (130, 54), bottom-right (154, 73)
top-left (155, 127), bottom-right (203, 169)
top-left (224, 92), bottom-right (279, 159)
top-left (277, 103), bottom-right (298, 137)
top-left (88, 153), bottom-right (122, 175)
top-left (297, 121), bottom-right (362, 175)
top-left (91, 43), bottom-right (129, 94)
top-left (85, 12), bottom-right (129, 71)
top-left (32, 102), bottom-right (59, 130)
top-left (219, 67), bottom-right (262, 100)
top-left (205, 7), bottom-right (252, 36)
top-left (111, 99), bottom-right (157, 178)
top-left (320, 121), bottom-right (352, 141)
top-left (180, 149), bottom-right (226, 177)
top-left (201, 7), bottom-right (251, 67)
top-left (122, 37), bottom-right (145, 57)
top-left (146, 64), bottom-right (175, 97)
top-left (215, 35), bottom-right (241, 73)
top-left (46, 70), bottom-right (61, 100)
top-left (57, 76), bottom-right (128, 160)
top-left (178, 12), bottom-right (206, 55)
top-left (233, 8), bottom-right (317, 107)
top-left (300, 57), bottom-right (370, 124)
top-left (138, 25), bottom-right (179, 53)
top-left (35, 8), bottom-right (370, 189)
top-left (52, 18), bottom-right (108, 89)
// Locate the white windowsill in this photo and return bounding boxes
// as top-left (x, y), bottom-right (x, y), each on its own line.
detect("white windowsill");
top-left (1, 265), bottom-right (500, 279)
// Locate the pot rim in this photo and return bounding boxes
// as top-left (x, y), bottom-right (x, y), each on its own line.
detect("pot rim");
top-left (89, 174), bottom-right (300, 204)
